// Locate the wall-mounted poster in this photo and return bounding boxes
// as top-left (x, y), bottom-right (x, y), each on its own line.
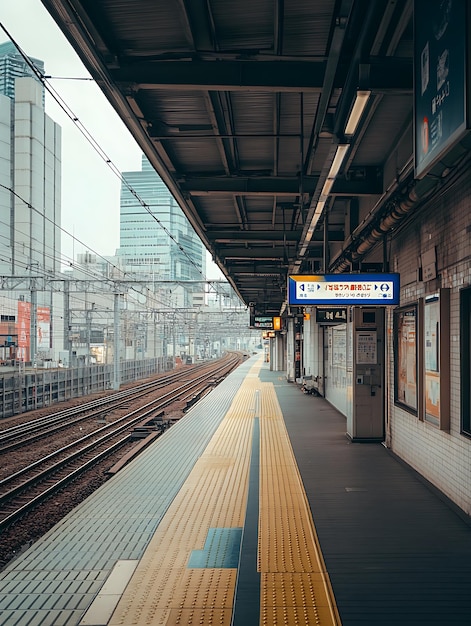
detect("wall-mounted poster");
top-left (17, 301), bottom-right (31, 362)
top-left (395, 306), bottom-right (418, 412)
top-left (37, 306), bottom-right (51, 350)
top-left (424, 296), bottom-right (440, 424)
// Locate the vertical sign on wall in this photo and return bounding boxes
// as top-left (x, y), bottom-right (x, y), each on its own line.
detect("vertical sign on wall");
top-left (394, 306), bottom-right (418, 411)
top-left (414, 0), bottom-right (469, 178)
top-left (422, 289), bottom-right (450, 431)
top-left (424, 296), bottom-right (440, 424)
top-left (395, 307), bottom-right (417, 410)
top-left (17, 301), bottom-right (31, 362)
top-left (37, 306), bottom-right (51, 350)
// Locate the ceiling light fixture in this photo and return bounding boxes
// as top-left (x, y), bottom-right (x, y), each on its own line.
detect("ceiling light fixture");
top-left (344, 90), bottom-right (371, 136)
top-left (303, 199), bottom-right (326, 244)
top-left (320, 177), bottom-right (335, 199)
top-left (298, 143), bottom-right (349, 263)
top-left (328, 143), bottom-right (349, 179)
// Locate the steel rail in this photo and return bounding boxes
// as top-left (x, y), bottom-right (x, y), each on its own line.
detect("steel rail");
top-left (0, 354), bottom-right (242, 532)
top-left (0, 355), bottom-right (235, 451)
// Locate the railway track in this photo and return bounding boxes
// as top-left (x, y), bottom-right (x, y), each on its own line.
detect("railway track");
top-left (0, 356), bottom-right (235, 452)
top-left (0, 353), bottom-right (242, 533)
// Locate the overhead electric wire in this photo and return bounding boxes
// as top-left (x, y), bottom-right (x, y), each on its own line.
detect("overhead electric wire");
top-left (0, 23), bottom-right (251, 359)
top-left (0, 182), bottom-right (207, 318)
top-left (0, 22), bottom-right (231, 302)
top-left (0, 180), bottom-right (167, 316)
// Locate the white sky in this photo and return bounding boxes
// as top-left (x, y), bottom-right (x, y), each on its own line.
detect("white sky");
top-left (1, 1), bottom-right (224, 278)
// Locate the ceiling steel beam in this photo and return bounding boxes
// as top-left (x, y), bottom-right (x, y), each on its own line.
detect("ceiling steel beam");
top-left (219, 248), bottom-right (296, 260)
top-left (111, 58), bottom-right (411, 92)
top-left (177, 0), bottom-right (215, 51)
top-left (111, 60), bottom-right (328, 91)
top-left (332, 166), bottom-right (383, 196)
top-left (210, 231), bottom-right (299, 242)
top-left (208, 230), bottom-right (344, 245)
top-left (181, 176), bottom-right (318, 195)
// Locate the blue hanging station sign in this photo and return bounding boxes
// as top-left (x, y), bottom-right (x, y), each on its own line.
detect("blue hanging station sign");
top-left (414, 0), bottom-right (470, 178)
top-left (288, 273), bottom-right (400, 306)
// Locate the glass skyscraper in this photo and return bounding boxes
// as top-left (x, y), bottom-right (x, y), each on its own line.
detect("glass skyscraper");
top-left (0, 41), bottom-right (45, 102)
top-left (118, 156), bottom-right (206, 285)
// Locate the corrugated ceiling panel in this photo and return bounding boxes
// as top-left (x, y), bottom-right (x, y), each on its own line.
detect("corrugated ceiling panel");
top-left (244, 197), bottom-right (297, 230)
top-left (196, 197), bottom-right (240, 227)
top-left (277, 92), bottom-right (319, 175)
top-left (279, 92), bottom-right (319, 134)
top-left (230, 92), bottom-right (276, 170)
top-left (210, 0), bottom-right (274, 50)
top-left (277, 136), bottom-right (304, 176)
top-left (169, 139), bottom-right (226, 172)
top-left (354, 96), bottom-right (412, 166)
top-left (236, 137), bottom-right (275, 171)
top-left (95, 1), bottom-right (191, 53)
top-left (283, 0), bottom-right (336, 55)
top-left (231, 92), bottom-right (274, 133)
top-left (137, 90), bottom-right (225, 171)
top-left (139, 91), bottom-right (212, 127)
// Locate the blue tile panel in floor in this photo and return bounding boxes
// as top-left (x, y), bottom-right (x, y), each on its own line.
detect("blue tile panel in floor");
top-left (188, 528), bottom-right (243, 569)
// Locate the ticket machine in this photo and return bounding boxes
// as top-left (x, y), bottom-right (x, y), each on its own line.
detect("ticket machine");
top-left (347, 307), bottom-right (385, 441)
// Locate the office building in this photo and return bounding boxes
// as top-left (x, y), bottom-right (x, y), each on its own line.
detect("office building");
top-left (0, 40), bottom-right (45, 102)
top-left (0, 41), bottom-right (60, 277)
top-left (118, 155), bottom-right (206, 307)
top-left (0, 42), bottom-right (61, 361)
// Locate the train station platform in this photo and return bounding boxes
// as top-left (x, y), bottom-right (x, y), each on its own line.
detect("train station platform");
top-left (1, 355), bottom-right (471, 625)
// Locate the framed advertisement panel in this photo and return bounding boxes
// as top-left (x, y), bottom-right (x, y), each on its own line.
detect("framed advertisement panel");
top-left (394, 305), bottom-right (418, 413)
top-left (423, 290), bottom-right (450, 430)
top-left (460, 286), bottom-right (471, 437)
top-left (424, 296), bottom-right (440, 423)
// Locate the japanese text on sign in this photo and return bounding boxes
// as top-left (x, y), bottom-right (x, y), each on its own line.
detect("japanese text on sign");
top-left (316, 308), bottom-right (347, 323)
top-left (297, 281), bottom-right (394, 300)
top-left (288, 274), bottom-right (400, 306)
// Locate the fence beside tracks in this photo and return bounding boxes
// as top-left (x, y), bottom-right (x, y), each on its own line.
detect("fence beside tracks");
top-left (0, 357), bottom-right (175, 418)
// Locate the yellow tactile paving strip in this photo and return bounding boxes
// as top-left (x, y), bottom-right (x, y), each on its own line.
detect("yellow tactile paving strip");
top-left (108, 377), bottom-right (257, 626)
top-left (108, 361), bottom-right (340, 625)
top-left (259, 383), bottom-right (341, 625)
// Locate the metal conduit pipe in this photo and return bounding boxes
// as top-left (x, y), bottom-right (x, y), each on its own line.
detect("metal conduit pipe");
top-left (331, 133), bottom-right (471, 273)
top-left (353, 194), bottom-right (416, 257)
top-left (334, 174), bottom-right (439, 271)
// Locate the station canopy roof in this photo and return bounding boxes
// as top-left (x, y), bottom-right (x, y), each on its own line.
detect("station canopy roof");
top-left (40, 0), bottom-right (430, 316)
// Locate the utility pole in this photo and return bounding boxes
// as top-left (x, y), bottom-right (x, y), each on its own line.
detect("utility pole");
top-left (172, 310), bottom-right (176, 361)
top-left (85, 303), bottom-right (95, 365)
top-left (30, 288), bottom-right (37, 366)
top-left (113, 293), bottom-right (121, 390)
top-left (63, 280), bottom-right (72, 366)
